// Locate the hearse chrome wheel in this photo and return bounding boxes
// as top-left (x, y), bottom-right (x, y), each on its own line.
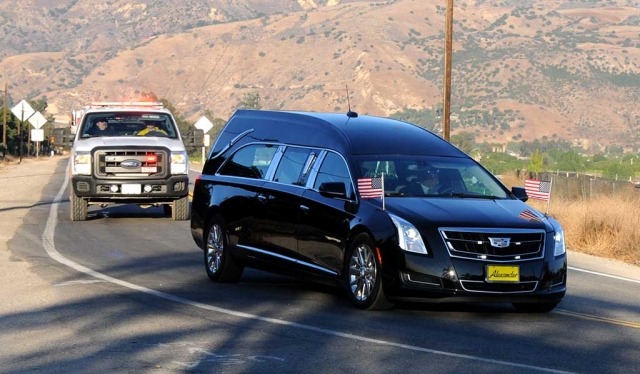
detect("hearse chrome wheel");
top-left (345, 233), bottom-right (393, 310)
top-left (349, 243), bottom-right (377, 301)
top-left (206, 223), bottom-right (224, 275)
top-left (203, 216), bottom-right (244, 283)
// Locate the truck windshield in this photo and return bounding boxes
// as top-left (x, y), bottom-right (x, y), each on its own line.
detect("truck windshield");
top-left (80, 112), bottom-right (179, 139)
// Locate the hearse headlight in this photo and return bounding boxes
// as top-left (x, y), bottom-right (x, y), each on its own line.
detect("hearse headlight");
top-left (389, 214), bottom-right (429, 255)
top-left (72, 152), bottom-right (91, 175)
top-left (553, 227), bottom-right (566, 257)
top-left (171, 151), bottom-right (188, 175)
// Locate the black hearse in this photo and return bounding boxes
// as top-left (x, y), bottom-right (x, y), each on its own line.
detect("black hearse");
top-left (190, 110), bottom-right (567, 311)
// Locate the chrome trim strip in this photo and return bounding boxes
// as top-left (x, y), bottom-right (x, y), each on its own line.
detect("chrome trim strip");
top-left (459, 280), bottom-right (538, 294)
top-left (298, 259), bottom-right (338, 275)
top-left (406, 274), bottom-right (441, 287)
top-left (236, 244), bottom-right (338, 275)
top-left (438, 227), bottom-right (546, 263)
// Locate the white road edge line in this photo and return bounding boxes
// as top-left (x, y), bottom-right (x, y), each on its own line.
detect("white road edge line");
top-left (42, 171), bottom-right (574, 374)
top-left (568, 266), bottom-right (640, 284)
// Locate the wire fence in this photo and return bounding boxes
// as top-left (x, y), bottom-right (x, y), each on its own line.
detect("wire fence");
top-left (516, 170), bottom-right (638, 200)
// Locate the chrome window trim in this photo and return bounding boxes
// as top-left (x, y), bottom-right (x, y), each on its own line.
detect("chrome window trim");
top-left (210, 141), bottom-right (358, 202)
top-left (237, 244), bottom-right (337, 275)
top-left (264, 145), bottom-right (286, 181)
top-left (308, 149), bottom-right (358, 203)
top-left (215, 142), bottom-right (280, 180)
top-left (439, 227), bottom-right (546, 263)
top-left (459, 280), bottom-right (538, 294)
top-left (305, 150), bottom-right (327, 189)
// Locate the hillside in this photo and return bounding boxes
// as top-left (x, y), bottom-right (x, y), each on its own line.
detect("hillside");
top-left (0, 0), bottom-right (639, 150)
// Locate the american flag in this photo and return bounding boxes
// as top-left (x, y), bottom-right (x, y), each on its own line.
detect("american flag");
top-left (357, 177), bottom-right (383, 199)
top-left (525, 178), bottom-right (551, 201)
top-left (518, 209), bottom-right (542, 222)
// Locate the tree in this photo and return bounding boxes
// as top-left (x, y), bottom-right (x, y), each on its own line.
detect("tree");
top-left (528, 149), bottom-right (544, 172)
top-left (239, 93), bottom-right (261, 110)
top-left (450, 131), bottom-right (476, 154)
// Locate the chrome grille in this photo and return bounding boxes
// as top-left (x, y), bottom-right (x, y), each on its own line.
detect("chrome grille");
top-left (94, 148), bottom-right (168, 179)
top-left (440, 228), bottom-right (545, 261)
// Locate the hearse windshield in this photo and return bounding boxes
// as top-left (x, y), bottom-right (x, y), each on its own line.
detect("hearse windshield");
top-left (355, 155), bottom-right (509, 199)
top-left (80, 112), bottom-right (179, 139)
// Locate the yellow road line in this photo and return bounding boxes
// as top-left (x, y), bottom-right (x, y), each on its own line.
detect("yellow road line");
top-left (556, 309), bottom-right (640, 329)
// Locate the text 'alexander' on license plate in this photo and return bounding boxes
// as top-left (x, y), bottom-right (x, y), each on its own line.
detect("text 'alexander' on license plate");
top-left (487, 265), bottom-right (520, 282)
top-left (141, 167), bottom-right (157, 173)
top-left (121, 184), bottom-right (142, 194)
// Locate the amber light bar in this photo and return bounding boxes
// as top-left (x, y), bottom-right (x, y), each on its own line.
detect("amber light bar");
top-left (89, 102), bottom-right (164, 109)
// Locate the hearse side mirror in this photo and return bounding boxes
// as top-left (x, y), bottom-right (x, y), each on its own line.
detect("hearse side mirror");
top-left (511, 186), bottom-right (529, 202)
top-left (51, 128), bottom-right (74, 147)
top-left (319, 182), bottom-right (347, 199)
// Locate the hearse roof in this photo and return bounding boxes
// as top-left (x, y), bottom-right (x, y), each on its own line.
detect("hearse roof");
top-left (224, 109), bottom-right (466, 157)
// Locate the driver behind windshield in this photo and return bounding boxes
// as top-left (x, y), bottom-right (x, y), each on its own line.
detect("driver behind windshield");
top-left (400, 167), bottom-right (439, 195)
top-left (87, 118), bottom-right (116, 136)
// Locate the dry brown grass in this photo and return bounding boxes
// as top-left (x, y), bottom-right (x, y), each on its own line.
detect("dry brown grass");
top-left (500, 171), bottom-right (640, 266)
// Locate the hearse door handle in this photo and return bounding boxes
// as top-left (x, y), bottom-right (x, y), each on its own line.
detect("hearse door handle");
top-left (300, 205), bottom-right (310, 213)
top-left (257, 194), bottom-right (267, 203)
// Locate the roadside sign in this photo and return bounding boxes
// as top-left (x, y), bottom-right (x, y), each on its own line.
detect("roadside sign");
top-left (11, 100), bottom-right (35, 121)
top-left (31, 129), bottom-right (44, 142)
top-left (194, 116), bottom-right (214, 134)
top-left (28, 111), bottom-right (47, 129)
top-left (204, 134), bottom-right (211, 147)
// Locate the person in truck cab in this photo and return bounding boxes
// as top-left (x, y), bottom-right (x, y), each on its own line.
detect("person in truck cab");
top-left (87, 119), bottom-right (116, 136)
top-left (137, 120), bottom-right (168, 136)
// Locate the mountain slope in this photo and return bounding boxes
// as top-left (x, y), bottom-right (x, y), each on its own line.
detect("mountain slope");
top-left (0, 0), bottom-right (639, 149)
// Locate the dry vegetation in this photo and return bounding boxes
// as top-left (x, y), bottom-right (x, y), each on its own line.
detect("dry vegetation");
top-left (500, 172), bottom-right (640, 266)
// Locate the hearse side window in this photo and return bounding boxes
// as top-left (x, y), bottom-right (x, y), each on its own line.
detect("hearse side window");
top-left (313, 152), bottom-right (354, 199)
top-left (273, 147), bottom-right (312, 185)
top-left (219, 144), bottom-right (277, 180)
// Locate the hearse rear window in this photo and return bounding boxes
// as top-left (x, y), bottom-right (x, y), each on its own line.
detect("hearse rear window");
top-left (219, 144), bottom-right (277, 180)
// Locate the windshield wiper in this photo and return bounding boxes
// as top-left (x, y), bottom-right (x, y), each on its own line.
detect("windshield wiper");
top-left (384, 192), bottom-right (404, 197)
top-left (440, 192), bottom-right (501, 199)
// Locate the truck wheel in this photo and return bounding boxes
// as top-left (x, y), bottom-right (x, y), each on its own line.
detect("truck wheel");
top-left (70, 192), bottom-right (88, 221)
top-left (172, 195), bottom-right (190, 221)
top-left (204, 215), bottom-right (244, 282)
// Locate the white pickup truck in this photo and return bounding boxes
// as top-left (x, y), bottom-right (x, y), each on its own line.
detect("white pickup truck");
top-left (58, 102), bottom-right (195, 221)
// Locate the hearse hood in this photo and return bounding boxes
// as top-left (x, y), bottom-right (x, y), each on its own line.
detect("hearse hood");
top-left (384, 197), bottom-right (552, 231)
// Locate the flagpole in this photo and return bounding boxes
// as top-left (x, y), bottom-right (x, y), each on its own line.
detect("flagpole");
top-left (381, 172), bottom-right (386, 211)
top-left (545, 177), bottom-right (553, 216)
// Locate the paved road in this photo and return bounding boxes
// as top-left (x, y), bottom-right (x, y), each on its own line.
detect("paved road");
top-left (4, 158), bottom-right (640, 373)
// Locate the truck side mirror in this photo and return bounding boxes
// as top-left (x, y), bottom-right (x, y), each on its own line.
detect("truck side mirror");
top-left (51, 128), bottom-right (74, 147)
top-left (183, 129), bottom-right (205, 148)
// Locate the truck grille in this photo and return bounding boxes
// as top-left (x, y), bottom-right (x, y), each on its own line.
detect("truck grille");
top-left (440, 228), bottom-right (545, 261)
top-left (94, 148), bottom-right (168, 179)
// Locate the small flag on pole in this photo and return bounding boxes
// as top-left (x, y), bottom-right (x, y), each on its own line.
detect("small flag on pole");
top-left (358, 176), bottom-right (383, 199)
top-left (525, 178), bottom-right (551, 201)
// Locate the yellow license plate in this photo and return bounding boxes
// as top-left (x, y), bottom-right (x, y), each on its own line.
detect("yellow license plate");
top-left (487, 265), bottom-right (520, 282)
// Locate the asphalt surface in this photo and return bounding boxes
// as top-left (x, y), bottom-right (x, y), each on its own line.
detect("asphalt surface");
top-left (4, 158), bottom-right (640, 373)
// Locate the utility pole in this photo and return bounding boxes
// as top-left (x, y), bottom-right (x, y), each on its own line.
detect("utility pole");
top-left (2, 82), bottom-right (6, 159)
top-left (442, 0), bottom-right (454, 142)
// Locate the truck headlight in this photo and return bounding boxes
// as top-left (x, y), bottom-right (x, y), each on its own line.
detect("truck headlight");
top-left (389, 214), bottom-right (429, 255)
top-left (72, 152), bottom-right (91, 175)
top-left (553, 227), bottom-right (566, 257)
top-left (171, 151), bottom-right (188, 175)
